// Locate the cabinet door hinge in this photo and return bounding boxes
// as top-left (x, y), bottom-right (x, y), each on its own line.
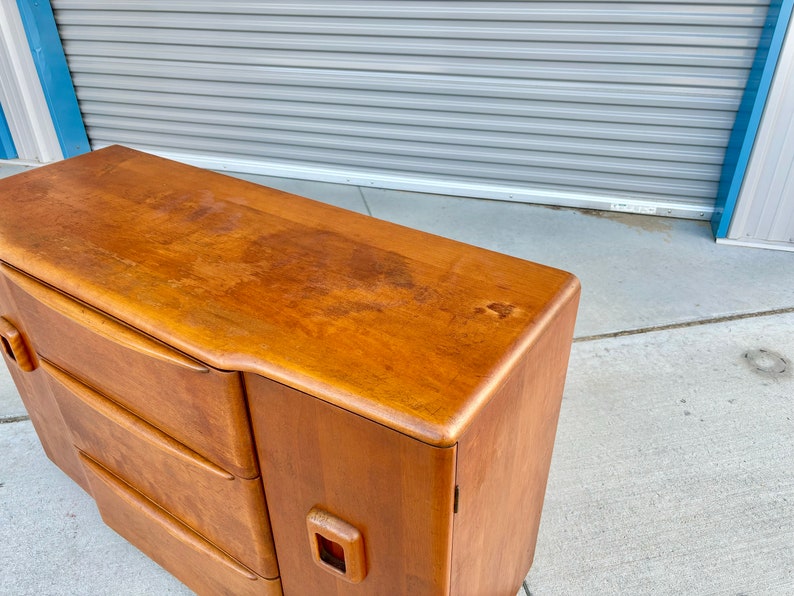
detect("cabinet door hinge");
top-left (453, 485), bottom-right (460, 514)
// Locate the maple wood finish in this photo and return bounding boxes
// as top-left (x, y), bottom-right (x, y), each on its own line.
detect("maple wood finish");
top-left (0, 278), bottom-right (88, 492)
top-left (306, 507), bottom-right (368, 583)
top-left (0, 146), bottom-right (579, 595)
top-left (248, 373), bottom-right (458, 595)
top-left (43, 361), bottom-right (278, 578)
top-left (80, 454), bottom-right (283, 596)
top-left (1, 264), bottom-right (259, 480)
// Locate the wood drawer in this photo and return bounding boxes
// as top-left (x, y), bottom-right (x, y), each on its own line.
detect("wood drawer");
top-left (80, 453), bottom-right (282, 596)
top-left (0, 264), bottom-right (258, 478)
top-left (0, 352), bottom-right (88, 491)
top-left (0, 280), bottom-right (88, 490)
top-left (43, 360), bottom-right (278, 579)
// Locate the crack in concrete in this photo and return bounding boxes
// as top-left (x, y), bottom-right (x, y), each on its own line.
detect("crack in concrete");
top-left (574, 306), bottom-right (794, 343)
top-left (0, 415), bottom-right (30, 424)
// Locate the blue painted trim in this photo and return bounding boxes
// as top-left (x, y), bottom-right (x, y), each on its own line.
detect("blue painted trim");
top-left (711, 0), bottom-right (794, 237)
top-left (0, 105), bottom-right (18, 159)
top-left (16, 0), bottom-right (89, 158)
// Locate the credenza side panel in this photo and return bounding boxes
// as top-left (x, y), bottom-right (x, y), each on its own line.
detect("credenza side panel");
top-left (247, 373), bottom-right (457, 596)
top-left (450, 294), bottom-right (579, 596)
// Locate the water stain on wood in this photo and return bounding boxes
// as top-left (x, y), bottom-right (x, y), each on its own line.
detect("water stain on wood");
top-left (244, 228), bottom-right (415, 288)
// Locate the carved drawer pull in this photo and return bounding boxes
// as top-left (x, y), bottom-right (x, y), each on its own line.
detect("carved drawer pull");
top-left (306, 507), bottom-right (367, 583)
top-left (0, 316), bottom-right (36, 372)
top-left (1, 264), bottom-right (208, 373)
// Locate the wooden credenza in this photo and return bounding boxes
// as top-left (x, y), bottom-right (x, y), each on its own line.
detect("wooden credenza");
top-left (0, 146), bottom-right (579, 595)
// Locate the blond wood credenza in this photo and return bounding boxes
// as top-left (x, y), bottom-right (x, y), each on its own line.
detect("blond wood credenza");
top-left (0, 146), bottom-right (579, 595)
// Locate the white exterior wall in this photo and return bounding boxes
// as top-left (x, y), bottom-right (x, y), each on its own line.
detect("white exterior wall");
top-left (723, 18), bottom-right (794, 251)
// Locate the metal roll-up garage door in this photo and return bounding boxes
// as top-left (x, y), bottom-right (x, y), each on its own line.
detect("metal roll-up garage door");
top-left (52, 1), bottom-right (770, 219)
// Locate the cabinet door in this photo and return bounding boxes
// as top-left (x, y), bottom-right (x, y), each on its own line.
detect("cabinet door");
top-left (247, 374), bottom-right (457, 595)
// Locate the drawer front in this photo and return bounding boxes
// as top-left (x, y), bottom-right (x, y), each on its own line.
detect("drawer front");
top-left (1, 264), bottom-right (257, 478)
top-left (0, 352), bottom-right (89, 491)
top-left (43, 360), bottom-right (278, 580)
top-left (80, 453), bottom-right (283, 596)
top-left (0, 278), bottom-right (88, 490)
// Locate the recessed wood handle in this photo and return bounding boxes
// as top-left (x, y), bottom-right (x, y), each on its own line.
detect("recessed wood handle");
top-left (306, 507), bottom-right (367, 583)
top-left (0, 316), bottom-right (36, 372)
top-left (1, 264), bottom-right (208, 373)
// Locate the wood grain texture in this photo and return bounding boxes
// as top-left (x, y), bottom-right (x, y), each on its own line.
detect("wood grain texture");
top-left (247, 373), bottom-right (457, 595)
top-left (43, 360), bottom-right (279, 579)
top-left (0, 145), bottom-right (579, 446)
top-left (0, 275), bottom-right (88, 491)
top-left (81, 454), bottom-right (283, 596)
top-left (2, 264), bottom-right (208, 372)
top-left (306, 507), bottom-right (368, 583)
top-left (0, 146), bottom-right (581, 594)
top-left (1, 264), bottom-right (259, 479)
top-left (0, 316), bottom-right (36, 372)
top-left (450, 292), bottom-right (579, 595)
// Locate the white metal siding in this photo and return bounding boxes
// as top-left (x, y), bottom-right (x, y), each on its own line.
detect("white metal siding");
top-left (725, 17), bottom-right (794, 251)
top-left (0, 2), bottom-right (62, 162)
top-left (52, 1), bottom-right (770, 218)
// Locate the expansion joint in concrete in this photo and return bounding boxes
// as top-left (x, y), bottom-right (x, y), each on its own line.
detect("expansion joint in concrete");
top-left (0, 414), bottom-right (30, 424)
top-left (574, 306), bottom-right (794, 343)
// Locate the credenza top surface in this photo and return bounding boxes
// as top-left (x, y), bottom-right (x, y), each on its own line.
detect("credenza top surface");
top-left (0, 145), bottom-right (578, 445)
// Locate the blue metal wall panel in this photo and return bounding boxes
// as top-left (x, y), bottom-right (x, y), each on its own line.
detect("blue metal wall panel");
top-left (0, 105), bottom-right (18, 159)
top-left (16, 0), bottom-right (88, 158)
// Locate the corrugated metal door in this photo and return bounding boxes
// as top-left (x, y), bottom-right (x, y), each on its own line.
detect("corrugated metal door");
top-left (52, 1), bottom-right (770, 219)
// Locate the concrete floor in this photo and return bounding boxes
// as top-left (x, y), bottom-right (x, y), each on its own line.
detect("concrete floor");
top-left (1, 165), bottom-right (792, 595)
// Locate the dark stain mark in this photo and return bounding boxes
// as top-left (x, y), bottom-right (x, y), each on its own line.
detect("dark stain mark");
top-left (473, 307), bottom-right (486, 315)
top-left (569, 207), bottom-right (678, 235)
top-left (239, 225), bottom-right (424, 318)
top-left (182, 194), bottom-right (229, 225)
top-left (683, 410), bottom-right (692, 416)
top-left (145, 190), bottom-right (247, 236)
top-left (743, 348), bottom-right (788, 377)
top-left (210, 211), bottom-right (243, 235)
top-left (348, 244), bottom-right (415, 290)
top-left (414, 286), bottom-right (439, 304)
top-left (486, 302), bottom-right (515, 319)
top-left (185, 204), bottom-right (215, 222)
top-left (251, 228), bottom-right (415, 291)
